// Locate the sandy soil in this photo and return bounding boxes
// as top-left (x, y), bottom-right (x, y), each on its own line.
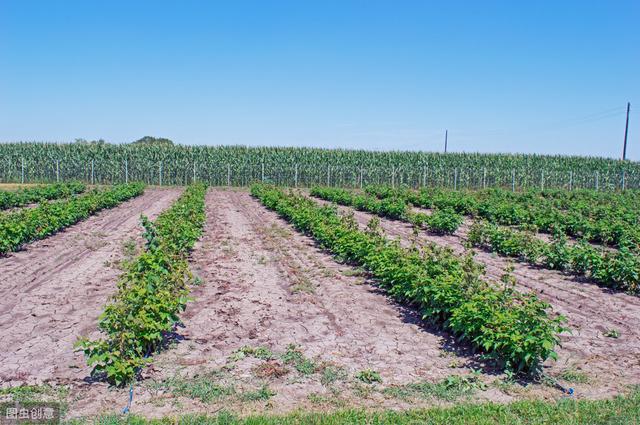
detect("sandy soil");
top-left (312, 196), bottom-right (640, 397)
top-left (0, 188), bottom-right (182, 385)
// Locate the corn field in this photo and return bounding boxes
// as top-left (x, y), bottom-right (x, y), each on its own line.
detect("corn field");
top-left (1, 142), bottom-right (639, 190)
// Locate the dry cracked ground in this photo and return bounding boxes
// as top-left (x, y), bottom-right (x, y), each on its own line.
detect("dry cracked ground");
top-left (1, 187), bottom-right (639, 419)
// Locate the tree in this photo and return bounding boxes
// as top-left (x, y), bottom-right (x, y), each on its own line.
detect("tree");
top-left (131, 136), bottom-right (174, 146)
top-left (74, 138), bottom-right (106, 145)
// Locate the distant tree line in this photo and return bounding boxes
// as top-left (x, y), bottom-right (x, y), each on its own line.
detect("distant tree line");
top-left (74, 136), bottom-right (174, 146)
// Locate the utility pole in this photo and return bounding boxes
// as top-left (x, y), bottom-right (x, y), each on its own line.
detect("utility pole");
top-left (622, 102), bottom-right (630, 160)
top-left (444, 130), bottom-right (448, 153)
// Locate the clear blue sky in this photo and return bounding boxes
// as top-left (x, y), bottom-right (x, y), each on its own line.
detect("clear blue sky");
top-left (1, 1), bottom-right (638, 159)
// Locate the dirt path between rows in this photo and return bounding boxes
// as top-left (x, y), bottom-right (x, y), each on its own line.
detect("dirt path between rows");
top-left (0, 188), bottom-right (182, 385)
top-left (312, 196), bottom-right (640, 397)
top-left (70, 188), bottom-right (517, 418)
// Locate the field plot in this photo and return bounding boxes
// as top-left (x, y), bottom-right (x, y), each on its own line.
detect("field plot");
top-left (67, 188), bottom-right (498, 417)
top-left (309, 189), bottom-right (640, 395)
top-left (0, 188), bottom-right (181, 384)
top-left (1, 186), bottom-right (639, 422)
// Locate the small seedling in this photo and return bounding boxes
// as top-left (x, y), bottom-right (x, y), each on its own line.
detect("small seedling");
top-left (356, 369), bottom-right (382, 384)
top-left (560, 367), bottom-right (590, 384)
top-left (253, 346), bottom-right (274, 360)
top-left (604, 329), bottom-right (620, 338)
top-left (319, 364), bottom-right (348, 386)
top-left (280, 344), bottom-right (317, 375)
top-left (229, 345), bottom-right (274, 362)
top-left (240, 385), bottom-right (275, 401)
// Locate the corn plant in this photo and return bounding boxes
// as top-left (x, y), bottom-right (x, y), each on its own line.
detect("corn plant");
top-left (1, 142), bottom-right (639, 190)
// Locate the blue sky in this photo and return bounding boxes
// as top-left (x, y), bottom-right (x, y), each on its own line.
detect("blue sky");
top-left (1, 1), bottom-right (638, 159)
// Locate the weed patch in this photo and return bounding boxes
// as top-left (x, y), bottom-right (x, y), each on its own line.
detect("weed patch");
top-left (356, 369), bottom-right (382, 384)
top-left (383, 374), bottom-right (486, 401)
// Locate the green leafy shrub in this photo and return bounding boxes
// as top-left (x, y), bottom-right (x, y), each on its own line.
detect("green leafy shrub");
top-left (0, 183), bottom-right (143, 254)
top-left (312, 187), bottom-right (463, 234)
top-left (76, 183), bottom-right (207, 386)
top-left (0, 181), bottom-right (86, 210)
top-left (468, 222), bottom-right (639, 295)
top-left (424, 208), bottom-right (463, 235)
top-left (373, 186), bottom-right (640, 250)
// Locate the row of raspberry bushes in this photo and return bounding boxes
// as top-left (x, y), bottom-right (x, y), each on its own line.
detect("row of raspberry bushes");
top-left (365, 186), bottom-right (640, 250)
top-left (0, 181), bottom-right (86, 210)
top-left (0, 183), bottom-right (144, 254)
top-left (310, 186), bottom-right (463, 235)
top-left (76, 183), bottom-right (207, 386)
top-left (468, 222), bottom-right (640, 295)
top-left (367, 186), bottom-right (640, 222)
top-left (253, 184), bottom-right (565, 373)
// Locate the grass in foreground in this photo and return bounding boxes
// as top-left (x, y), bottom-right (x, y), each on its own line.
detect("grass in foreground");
top-left (75, 388), bottom-right (640, 425)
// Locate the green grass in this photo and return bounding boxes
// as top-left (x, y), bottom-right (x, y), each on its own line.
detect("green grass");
top-left (121, 238), bottom-right (137, 257)
top-left (148, 372), bottom-right (236, 403)
top-left (383, 375), bottom-right (486, 401)
top-left (74, 388), bottom-right (640, 424)
top-left (239, 385), bottom-right (276, 402)
top-left (0, 384), bottom-right (69, 402)
top-left (558, 368), bottom-right (590, 384)
top-left (146, 369), bottom-right (282, 406)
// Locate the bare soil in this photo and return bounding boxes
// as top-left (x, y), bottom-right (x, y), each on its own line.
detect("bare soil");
top-left (313, 196), bottom-right (640, 398)
top-left (0, 188), bottom-right (182, 385)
